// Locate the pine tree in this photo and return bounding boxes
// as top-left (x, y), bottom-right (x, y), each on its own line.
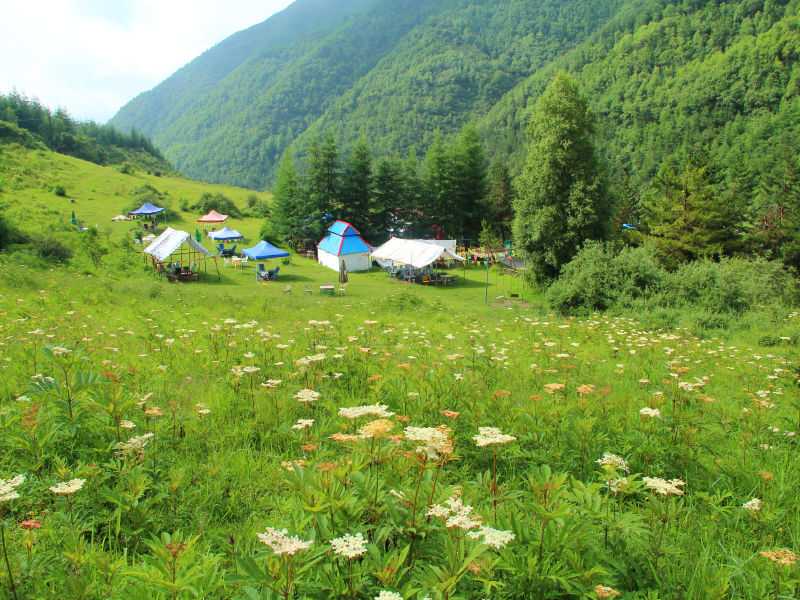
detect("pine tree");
top-left (645, 159), bottom-right (741, 265)
top-left (266, 153), bottom-right (302, 246)
top-left (422, 131), bottom-right (453, 237)
top-left (305, 134), bottom-right (341, 240)
top-left (371, 157), bottom-right (403, 240)
top-left (450, 124), bottom-right (487, 243)
top-left (484, 159), bottom-right (515, 241)
top-left (513, 73), bottom-right (609, 283)
top-left (340, 136), bottom-right (372, 230)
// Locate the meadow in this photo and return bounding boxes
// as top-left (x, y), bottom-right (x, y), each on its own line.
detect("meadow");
top-left (1, 145), bottom-right (800, 599)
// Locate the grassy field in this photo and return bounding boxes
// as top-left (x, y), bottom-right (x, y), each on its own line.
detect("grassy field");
top-left (1, 146), bottom-right (799, 599)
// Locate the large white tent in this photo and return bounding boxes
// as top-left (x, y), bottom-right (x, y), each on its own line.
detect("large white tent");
top-left (144, 228), bottom-right (210, 263)
top-left (372, 238), bottom-right (464, 269)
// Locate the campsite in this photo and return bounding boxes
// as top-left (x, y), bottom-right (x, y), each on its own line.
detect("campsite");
top-left (2, 0), bottom-right (800, 599)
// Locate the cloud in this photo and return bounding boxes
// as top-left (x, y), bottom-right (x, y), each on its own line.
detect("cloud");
top-left (0, 0), bottom-right (293, 122)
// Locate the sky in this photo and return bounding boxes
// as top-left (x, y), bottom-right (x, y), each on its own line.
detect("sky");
top-left (0, 0), bottom-right (294, 123)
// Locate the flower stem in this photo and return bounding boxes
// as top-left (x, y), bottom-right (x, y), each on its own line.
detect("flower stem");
top-left (1, 521), bottom-right (19, 600)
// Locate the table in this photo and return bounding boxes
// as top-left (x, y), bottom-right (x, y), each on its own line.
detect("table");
top-left (320, 285), bottom-right (335, 296)
top-left (440, 274), bottom-right (456, 286)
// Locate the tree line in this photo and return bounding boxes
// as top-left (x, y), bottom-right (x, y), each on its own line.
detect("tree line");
top-left (264, 126), bottom-right (515, 248)
top-left (269, 70), bottom-right (800, 287)
top-left (0, 92), bottom-right (165, 167)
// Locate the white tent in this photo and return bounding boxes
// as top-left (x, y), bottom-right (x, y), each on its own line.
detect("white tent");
top-left (372, 238), bottom-right (464, 269)
top-left (144, 228), bottom-right (210, 263)
top-left (411, 239), bottom-right (457, 254)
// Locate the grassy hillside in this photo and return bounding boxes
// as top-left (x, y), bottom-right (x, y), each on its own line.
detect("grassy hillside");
top-left (0, 144), bottom-right (270, 243)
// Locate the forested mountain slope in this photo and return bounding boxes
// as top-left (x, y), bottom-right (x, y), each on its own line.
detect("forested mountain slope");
top-left (111, 0), bottom-right (624, 187)
top-left (111, 0), bottom-right (799, 192)
top-left (478, 0), bottom-right (800, 191)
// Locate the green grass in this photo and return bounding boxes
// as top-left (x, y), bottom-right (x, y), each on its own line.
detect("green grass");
top-left (0, 145), bottom-right (799, 599)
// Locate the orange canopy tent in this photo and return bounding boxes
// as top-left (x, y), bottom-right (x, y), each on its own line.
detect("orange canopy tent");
top-left (197, 210), bottom-right (229, 224)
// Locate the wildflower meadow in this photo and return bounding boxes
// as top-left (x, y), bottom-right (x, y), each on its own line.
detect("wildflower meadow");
top-left (0, 265), bottom-right (799, 600)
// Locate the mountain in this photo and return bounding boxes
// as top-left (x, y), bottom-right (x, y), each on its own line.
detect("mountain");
top-left (111, 0), bottom-right (799, 192)
top-left (110, 0), bottom-right (625, 188)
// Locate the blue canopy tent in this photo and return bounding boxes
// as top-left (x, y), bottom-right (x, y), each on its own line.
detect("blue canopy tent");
top-left (243, 240), bottom-right (290, 261)
top-left (129, 202), bottom-right (165, 217)
top-left (208, 227), bottom-right (244, 241)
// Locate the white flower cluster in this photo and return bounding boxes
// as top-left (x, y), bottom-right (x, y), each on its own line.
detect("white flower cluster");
top-left (404, 426), bottom-right (451, 461)
top-left (330, 532), bottom-right (368, 559)
top-left (473, 427), bottom-right (516, 447)
top-left (49, 478), bottom-right (86, 496)
top-left (294, 389), bottom-right (321, 403)
top-left (596, 452), bottom-right (630, 473)
top-left (742, 497), bottom-right (762, 513)
top-left (292, 419), bottom-right (315, 431)
top-left (639, 407), bottom-right (661, 419)
top-left (115, 433), bottom-right (155, 457)
top-left (375, 592), bottom-right (403, 600)
top-left (339, 404), bottom-right (395, 420)
top-left (467, 526), bottom-right (515, 549)
top-left (427, 496), bottom-right (481, 531)
top-left (0, 474), bottom-right (25, 502)
top-left (643, 476), bottom-right (685, 496)
top-left (257, 528), bottom-right (313, 556)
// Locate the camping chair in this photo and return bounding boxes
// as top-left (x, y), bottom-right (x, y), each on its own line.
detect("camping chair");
top-left (217, 243), bottom-right (225, 255)
top-left (257, 263), bottom-right (269, 282)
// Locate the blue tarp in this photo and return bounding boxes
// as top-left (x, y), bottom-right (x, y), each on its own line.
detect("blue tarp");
top-left (129, 202), bottom-right (165, 216)
top-left (208, 227), bottom-right (244, 241)
top-left (243, 240), bottom-right (290, 260)
top-left (318, 220), bottom-right (370, 256)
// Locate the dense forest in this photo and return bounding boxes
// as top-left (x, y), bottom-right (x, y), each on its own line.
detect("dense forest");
top-left (111, 0), bottom-right (799, 196)
top-left (0, 92), bottom-right (169, 172)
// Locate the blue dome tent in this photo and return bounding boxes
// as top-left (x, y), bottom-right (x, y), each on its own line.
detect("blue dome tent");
top-left (317, 220), bottom-right (371, 273)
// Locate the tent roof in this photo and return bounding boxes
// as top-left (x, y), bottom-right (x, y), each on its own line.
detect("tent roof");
top-left (327, 220), bottom-right (362, 237)
top-left (143, 228), bottom-right (210, 262)
top-left (129, 202), bottom-right (165, 216)
top-left (372, 237), bottom-right (464, 269)
top-left (242, 240), bottom-right (290, 260)
top-left (318, 220), bottom-right (370, 256)
top-left (208, 227), bottom-right (243, 241)
top-left (197, 210), bottom-right (228, 223)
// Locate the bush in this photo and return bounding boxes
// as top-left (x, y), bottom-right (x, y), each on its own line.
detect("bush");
top-left (191, 192), bottom-right (242, 218)
top-left (547, 242), bottom-right (664, 312)
top-left (33, 236), bottom-right (72, 262)
top-left (53, 185), bottom-right (67, 197)
top-left (665, 258), bottom-right (797, 314)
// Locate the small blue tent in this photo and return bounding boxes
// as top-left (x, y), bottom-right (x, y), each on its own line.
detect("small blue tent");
top-left (129, 202), bottom-right (165, 217)
top-left (208, 227), bottom-right (244, 241)
top-left (317, 220), bottom-right (371, 272)
top-left (243, 240), bottom-right (290, 260)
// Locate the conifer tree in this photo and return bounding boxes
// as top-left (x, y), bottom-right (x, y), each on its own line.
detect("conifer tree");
top-left (340, 136), bottom-right (372, 230)
top-left (266, 153), bottom-right (302, 246)
top-left (513, 73), bottom-right (609, 283)
top-left (305, 134), bottom-right (340, 240)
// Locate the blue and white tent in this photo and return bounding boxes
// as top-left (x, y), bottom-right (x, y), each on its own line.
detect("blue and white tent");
top-left (129, 202), bottom-right (165, 217)
top-left (243, 240), bottom-right (290, 261)
top-left (208, 227), bottom-right (244, 241)
top-left (317, 220), bottom-right (371, 273)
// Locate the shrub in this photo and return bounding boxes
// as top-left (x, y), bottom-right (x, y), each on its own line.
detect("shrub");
top-left (33, 236), bottom-right (72, 262)
top-left (53, 185), bottom-right (67, 197)
top-left (665, 258), bottom-right (797, 314)
top-left (547, 242), bottom-right (664, 312)
top-left (191, 192), bottom-right (242, 218)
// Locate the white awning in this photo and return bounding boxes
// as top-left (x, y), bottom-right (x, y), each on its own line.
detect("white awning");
top-left (372, 238), bottom-right (464, 269)
top-left (144, 228), bottom-right (210, 262)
